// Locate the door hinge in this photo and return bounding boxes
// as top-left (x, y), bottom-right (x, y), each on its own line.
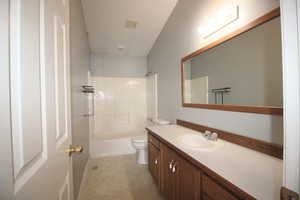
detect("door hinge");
top-left (281, 187), bottom-right (299, 200)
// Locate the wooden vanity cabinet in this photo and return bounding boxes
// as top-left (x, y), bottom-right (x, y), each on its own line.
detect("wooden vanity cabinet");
top-left (148, 131), bottom-right (246, 200)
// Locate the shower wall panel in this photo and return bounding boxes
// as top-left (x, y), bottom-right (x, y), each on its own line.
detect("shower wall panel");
top-left (91, 77), bottom-right (147, 140)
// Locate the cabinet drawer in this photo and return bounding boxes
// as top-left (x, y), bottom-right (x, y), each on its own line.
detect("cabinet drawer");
top-left (148, 133), bottom-right (160, 149)
top-left (202, 175), bottom-right (238, 200)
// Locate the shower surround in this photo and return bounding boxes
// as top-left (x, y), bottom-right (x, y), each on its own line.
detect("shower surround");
top-left (90, 77), bottom-right (147, 157)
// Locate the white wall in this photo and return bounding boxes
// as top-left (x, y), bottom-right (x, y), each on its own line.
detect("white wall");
top-left (148, 0), bottom-right (283, 144)
top-left (91, 54), bottom-right (147, 77)
top-left (70, 0), bottom-right (90, 199)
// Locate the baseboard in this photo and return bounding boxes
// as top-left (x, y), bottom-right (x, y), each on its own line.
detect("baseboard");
top-left (77, 159), bottom-right (91, 200)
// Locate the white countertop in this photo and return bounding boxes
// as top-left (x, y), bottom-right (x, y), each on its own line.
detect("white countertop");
top-left (147, 125), bottom-right (283, 200)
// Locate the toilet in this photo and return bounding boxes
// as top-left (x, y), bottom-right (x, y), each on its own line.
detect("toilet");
top-left (132, 135), bottom-right (148, 164)
top-left (132, 119), bottom-right (171, 164)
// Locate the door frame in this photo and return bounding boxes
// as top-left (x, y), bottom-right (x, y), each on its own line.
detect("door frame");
top-left (280, 0), bottom-right (300, 194)
top-left (0, 0), bottom-right (14, 199)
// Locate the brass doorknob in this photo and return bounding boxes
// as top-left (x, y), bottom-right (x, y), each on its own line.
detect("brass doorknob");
top-left (66, 145), bottom-right (83, 156)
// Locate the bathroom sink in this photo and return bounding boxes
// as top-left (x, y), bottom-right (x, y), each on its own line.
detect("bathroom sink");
top-left (176, 134), bottom-right (223, 151)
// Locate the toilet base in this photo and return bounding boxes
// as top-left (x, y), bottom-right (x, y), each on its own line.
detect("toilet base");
top-left (136, 149), bottom-right (148, 165)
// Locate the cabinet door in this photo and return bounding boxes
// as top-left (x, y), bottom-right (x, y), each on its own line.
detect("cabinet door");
top-left (161, 144), bottom-right (176, 200)
top-left (202, 175), bottom-right (238, 200)
top-left (175, 155), bottom-right (201, 200)
top-left (148, 142), bottom-right (160, 186)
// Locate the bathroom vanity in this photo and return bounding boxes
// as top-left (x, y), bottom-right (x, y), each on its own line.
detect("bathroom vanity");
top-left (147, 121), bottom-right (283, 200)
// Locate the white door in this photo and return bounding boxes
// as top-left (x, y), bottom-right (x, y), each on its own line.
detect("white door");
top-left (6, 0), bottom-right (75, 199)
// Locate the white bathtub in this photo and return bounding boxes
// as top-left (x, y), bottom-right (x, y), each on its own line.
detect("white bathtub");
top-left (90, 137), bottom-right (137, 158)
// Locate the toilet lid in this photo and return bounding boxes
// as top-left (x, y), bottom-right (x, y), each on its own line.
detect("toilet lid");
top-left (132, 135), bottom-right (147, 142)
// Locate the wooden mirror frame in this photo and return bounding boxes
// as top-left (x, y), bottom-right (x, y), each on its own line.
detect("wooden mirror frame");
top-left (181, 8), bottom-right (283, 115)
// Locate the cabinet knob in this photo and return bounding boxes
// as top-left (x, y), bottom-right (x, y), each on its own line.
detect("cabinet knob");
top-left (154, 158), bottom-right (158, 165)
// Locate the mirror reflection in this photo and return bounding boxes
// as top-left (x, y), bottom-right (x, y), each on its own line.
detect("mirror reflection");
top-left (183, 17), bottom-right (283, 107)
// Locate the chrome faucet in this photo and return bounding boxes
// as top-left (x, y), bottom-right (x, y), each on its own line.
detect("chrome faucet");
top-left (203, 130), bottom-right (218, 141)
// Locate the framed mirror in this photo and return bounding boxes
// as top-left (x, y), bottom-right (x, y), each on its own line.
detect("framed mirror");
top-left (181, 8), bottom-right (283, 115)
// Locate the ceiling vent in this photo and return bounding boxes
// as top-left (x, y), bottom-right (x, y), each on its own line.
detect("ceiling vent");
top-left (117, 45), bottom-right (125, 51)
top-left (125, 20), bottom-right (138, 29)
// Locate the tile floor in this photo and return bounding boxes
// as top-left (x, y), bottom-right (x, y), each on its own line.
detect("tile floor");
top-left (79, 154), bottom-right (164, 200)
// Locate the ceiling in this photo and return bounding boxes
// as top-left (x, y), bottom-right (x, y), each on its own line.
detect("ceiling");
top-left (81, 0), bottom-right (178, 56)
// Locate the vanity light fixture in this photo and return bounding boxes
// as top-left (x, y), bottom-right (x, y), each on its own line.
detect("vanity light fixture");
top-left (198, 5), bottom-right (239, 38)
